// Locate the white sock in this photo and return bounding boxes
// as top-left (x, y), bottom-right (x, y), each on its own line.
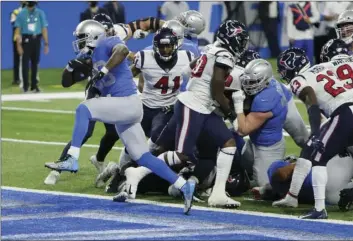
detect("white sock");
top-left (132, 166), bottom-right (152, 181)
top-left (118, 148), bottom-right (132, 169)
top-left (158, 151), bottom-right (181, 167)
top-left (213, 147), bottom-right (236, 194)
top-left (288, 158), bottom-right (312, 197)
top-left (147, 138), bottom-right (159, 152)
top-left (67, 146), bottom-right (80, 159)
top-left (173, 176), bottom-right (187, 189)
top-left (312, 166), bottom-right (327, 211)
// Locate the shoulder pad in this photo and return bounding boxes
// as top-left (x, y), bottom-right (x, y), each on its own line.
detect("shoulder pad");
top-left (225, 66), bottom-right (244, 91)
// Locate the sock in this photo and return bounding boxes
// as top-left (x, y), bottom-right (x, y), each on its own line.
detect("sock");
top-left (132, 166), bottom-right (152, 181)
top-left (158, 151), bottom-right (181, 167)
top-left (96, 132), bottom-right (118, 162)
top-left (147, 138), bottom-right (159, 153)
top-left (173, 176), bottom-right (187, 189)
top-left (118, 148), bottom-right (132, 168)
top-left (213, 147), bottom-right (236, 194)
top-left (68, 146), bottom-right (80, 159)
top-left (71, 104), bottom-right (92, 148)
top-left (288, 158), bottom-right (312, 197)
top-left (59, 141), bottom-right (71, 160)
top-left (312, 166), bottom-right (327, 211)
top-left (137, 152), bottom-right (179, 184)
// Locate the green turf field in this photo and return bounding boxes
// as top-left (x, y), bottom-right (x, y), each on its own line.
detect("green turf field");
top-left (1, 67), bottom-right (352, 221)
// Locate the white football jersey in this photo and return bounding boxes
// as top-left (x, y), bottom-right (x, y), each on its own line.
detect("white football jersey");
top-left (225, 65), bottom-right (244, 91)
top-left (178, 45), bottom-right (235, 114)
top-left (290, 56), bottom-right (353, 117)
top-left (114, 24), bottom-right (129, 42)
top-left (134, 49), bottom-right (194, 108)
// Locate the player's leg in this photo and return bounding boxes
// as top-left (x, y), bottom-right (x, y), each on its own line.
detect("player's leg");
top-left (114, 121), bottom-right (195, 214)
top-left (252, 138), bottom-right (286, 187)
top-left (284, 97), bottom-right (310, 148)
top-left (45, 96), bottom-right (143, 172)
top-left (204, 113), bottom-right (240, 208)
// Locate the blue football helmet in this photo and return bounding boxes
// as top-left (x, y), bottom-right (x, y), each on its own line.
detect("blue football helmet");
top-left (277, 48), bottom-right (311, 83)
top-left (236, 49), bottom-right (261, 68)
top-left (320, 39), bottom-right (350, 63)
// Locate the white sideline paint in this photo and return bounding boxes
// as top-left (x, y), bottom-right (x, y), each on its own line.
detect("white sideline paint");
top-left (2, 107), bottom-right (75, 114)
top-left (2, 91), bottom-right (303, 103)
top-left (1, 138), bottom-right (123, 151)
top-left (2, 186), bottom-right (353, 226)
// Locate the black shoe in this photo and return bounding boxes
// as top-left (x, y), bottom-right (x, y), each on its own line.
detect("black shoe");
top-left (31, 87), bottom-right (41, 93)
top-left (106, 170), bottom-right (125, 194)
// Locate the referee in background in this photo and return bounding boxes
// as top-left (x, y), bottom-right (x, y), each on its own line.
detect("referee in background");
top-left (14, 1), bottom-right (49, 93)
top-left (10, 1), bottom-right (26, 85)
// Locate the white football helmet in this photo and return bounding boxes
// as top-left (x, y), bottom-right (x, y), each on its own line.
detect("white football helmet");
top-left (240, 59), bottom-right (273, 96)
top-left (176, 10), bottom-right (206, 37)
top-left (336, 10), bottom-right (353, 44)
top-left (162, 20), bottom-right (185, 47)
top-left (73, 20), bottom-right (106, 53)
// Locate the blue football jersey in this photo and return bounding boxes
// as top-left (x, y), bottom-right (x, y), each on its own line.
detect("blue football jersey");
top-left (270, 79), bottom-right (293, 101)
top-left (250, 81), bottom-right (288, 146)
top-left (92, 36), bottom-right (137, 97)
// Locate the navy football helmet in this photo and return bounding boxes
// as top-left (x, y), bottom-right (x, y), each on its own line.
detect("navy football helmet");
top-left (216, 20), bottom-right (249, 57)
top-left (153, 27), bottom-right (179, 62)
top-left (320, 39), bottom-right (350, 63)
top-left (93, 13), bottom-right (115, 36)
top-left (277, 48), bottom-right (311, 83)
top-left (236, 49), bottom-right (261, 68)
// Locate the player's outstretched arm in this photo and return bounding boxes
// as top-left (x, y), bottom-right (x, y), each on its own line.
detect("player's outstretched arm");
top-left (105, 44), bottom-right (130, 71)
top-left (128, 17), bottom-right (165, 33)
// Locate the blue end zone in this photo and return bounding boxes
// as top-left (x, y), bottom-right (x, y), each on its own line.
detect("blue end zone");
top-left (2, 188), bottom-right (353, 240)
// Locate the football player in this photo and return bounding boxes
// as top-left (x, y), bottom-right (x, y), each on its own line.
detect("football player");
top-left (267, 153), bottom-right (353, 207)
top-left (231, 59), bottom-right (288, 187)
top-left (44, 20), bottom-right (196, 214)
top-left (274, 40), bottom-right (353, 219)
top-left (336, 10), bottom-right (353, 51)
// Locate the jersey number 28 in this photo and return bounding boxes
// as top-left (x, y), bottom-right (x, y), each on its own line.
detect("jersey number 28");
top-left (154, 76), bottom-right (180, 94)
top-left (316, 64), bottom-right (353, 97)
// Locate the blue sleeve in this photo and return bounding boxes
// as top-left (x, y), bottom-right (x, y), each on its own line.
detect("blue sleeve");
top-left (267, 161), bottom-right (289, 183)
top-left (181, 43), bottom-right (200, 58)
top-left (14, 11), bottom-right (23, 28)
top-left (105, 37), bottom-right (123, 56)
top-left (280, 83), bottom-right (293, 101)
top-left (39, 10), bottom-right (48, 28)
top-left (251, 89), bottom-right (277, 112)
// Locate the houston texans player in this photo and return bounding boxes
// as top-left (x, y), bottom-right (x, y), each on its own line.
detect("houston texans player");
top-left (274, 41), bottom-right (353, 219)
top-left (44, 20), bottom-right (196, 214)
top-left (232, 59), bottom-right (288, 187)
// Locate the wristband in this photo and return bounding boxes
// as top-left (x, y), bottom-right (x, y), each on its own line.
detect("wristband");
top-left (65, 64), bottom-right (74, 72)
top-left (101, 66), bottom-right (109, 74)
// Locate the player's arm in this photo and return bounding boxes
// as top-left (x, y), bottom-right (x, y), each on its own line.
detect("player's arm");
top-left (138, 75), bottom-right (144, 93)
top-left (128, 17), bottom-right (165, 33)
top-left (61, 58), bottom-right (92, 87)
top-left (235, 111), bottom-right (273, 136)
top-left (181, 56), bottom-right (200, 78)
top-left (291, 76), bottom-right (321, 136)
top-left (105, 43), bottom-right (129, 71)
top-left (210, 63), bottom-right (233, 118)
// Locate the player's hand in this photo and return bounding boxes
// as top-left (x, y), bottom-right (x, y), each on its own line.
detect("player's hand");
top-left (162, 105), bottom-right (174, 114)
top-left (44, 45), bottom-right (49, 55)
top-left (310, 135), bottom-right (325, 158)
top-left (232, 90), bottom-right (245, 114)
top-left (91, 67), bottom-right (109, 83)
top-left (303, 16), bottom-right (311, 24)
top-left (133, 29), bottom-right (149, 39)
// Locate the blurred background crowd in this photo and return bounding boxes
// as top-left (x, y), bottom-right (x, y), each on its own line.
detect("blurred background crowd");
top-left (4, 1), bottom-right (353, 92)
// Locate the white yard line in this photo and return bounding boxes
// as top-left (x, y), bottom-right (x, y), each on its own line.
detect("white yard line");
top-left (2, 107), bottom-right (75, 114)
top-left (2, 186), bottom-right (353, 226)
top-left (1, 138), bottom-right (123, 150)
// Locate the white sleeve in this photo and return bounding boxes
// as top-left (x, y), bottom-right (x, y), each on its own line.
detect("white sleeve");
top-left (289, 76), bottom-right (309, 97)
top-left (309, 2), bottom-right (320, 24)
top-left (286, 5), bottom-right (295, 40)
top-left (215, 52), bottom-right (234, 69)
top-left (134, 51), bottom-right (143, 70)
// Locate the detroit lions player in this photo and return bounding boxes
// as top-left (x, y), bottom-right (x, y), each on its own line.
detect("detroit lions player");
top-left (44, 20), bottom-right (195, 214)
top-left (336, 10), bottom-right (353, 51)
top-left (268, 153), bottom-right (353, 207)
top-left (274, 43), bottom-right (353, 219)
top-left (232, 59), bottom-right (288, 187)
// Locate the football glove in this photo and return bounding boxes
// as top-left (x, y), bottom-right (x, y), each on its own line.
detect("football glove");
top-left (309, 135), bottom-right (325, 159)
top-left (338, 188), bottom-right (353, 211)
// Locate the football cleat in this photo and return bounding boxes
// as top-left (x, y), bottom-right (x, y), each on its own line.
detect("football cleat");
top-left (105, 171), bottom-right (125, 194)
top-left (272, 194), bottom-right (298, 208)
top-left (180, 180), bottom-right (196, 215)
top-left (208, 193), bottom-right (241, 209)
top-left (44, 170), bottom-right (61, 185)
top-left (95, 161), bottom-right (118, 188)
top-left (300, 208), bottom-right (328, 219)
top-left (90, 155), bottom-right (105, 174)
top-left (44, 155), bottom-right (79, 173)
top-left (338, 187), bottom-right (353, 211)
